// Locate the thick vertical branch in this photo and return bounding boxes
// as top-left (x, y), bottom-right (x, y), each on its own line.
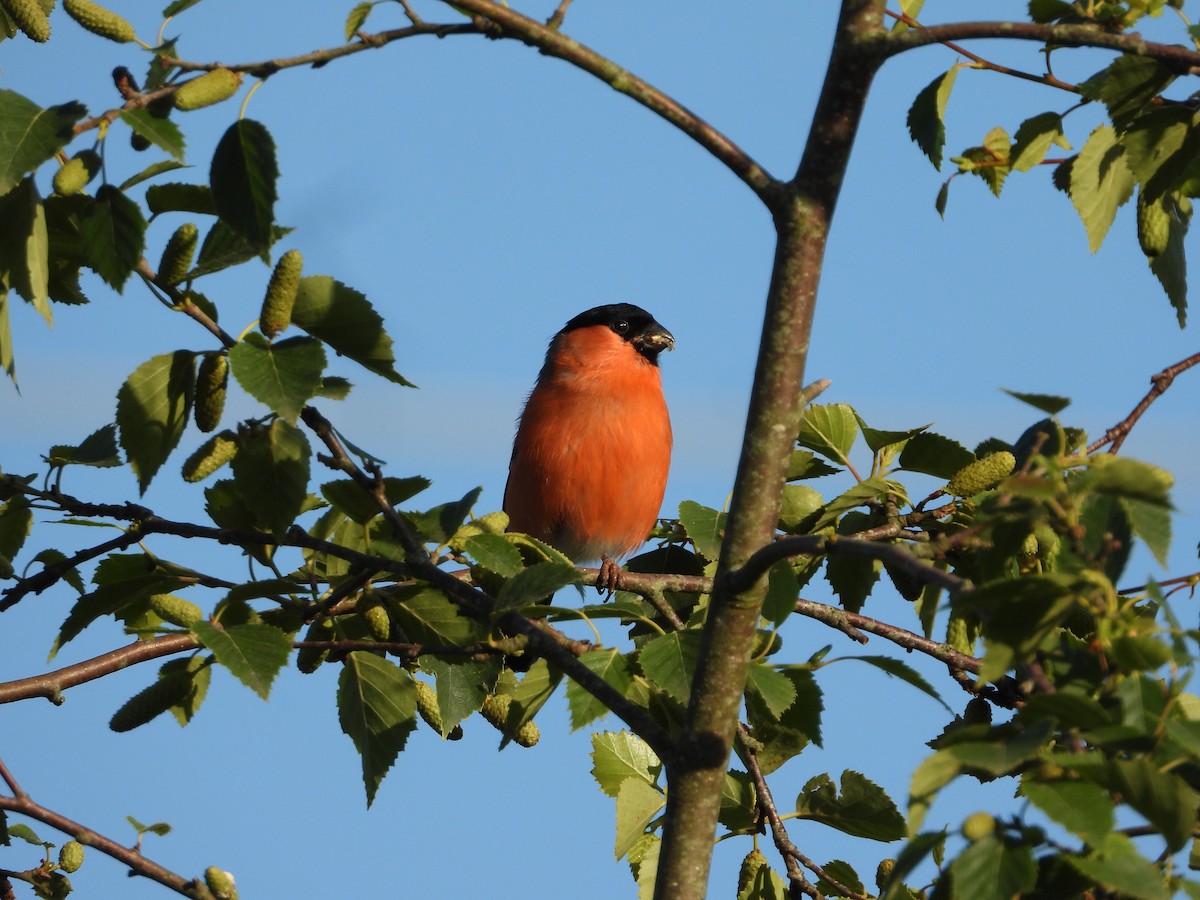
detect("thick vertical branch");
top-left (653, 2), bottom-right (886, 897)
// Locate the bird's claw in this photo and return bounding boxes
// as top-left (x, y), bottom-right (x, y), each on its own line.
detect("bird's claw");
top-left (597, 556), bottom-right (621, 598)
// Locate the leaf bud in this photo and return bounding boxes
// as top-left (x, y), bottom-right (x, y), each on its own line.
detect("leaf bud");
top-left (204, 866), bottom-right (238, 900)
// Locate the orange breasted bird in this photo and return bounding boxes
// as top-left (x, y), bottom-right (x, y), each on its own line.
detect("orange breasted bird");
top-left (504, 304), bottom-right (674, 585)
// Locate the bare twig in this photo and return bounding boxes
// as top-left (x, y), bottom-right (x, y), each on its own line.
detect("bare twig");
top-left (0, 529), bottom-right (143, 614)
top-left (1087, 351), bottom-right (1200, 454)
top-left (546, 0), bottom-right (573, 30)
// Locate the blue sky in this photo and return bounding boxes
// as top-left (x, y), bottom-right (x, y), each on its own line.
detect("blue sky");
top-left (2, 2), bottom-right (1199, 897)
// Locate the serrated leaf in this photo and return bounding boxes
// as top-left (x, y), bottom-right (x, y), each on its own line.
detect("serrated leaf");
top-left (1070, 125), bottom-right (1135, 253)
top-left (338, 651), bottom-right (417, 806)
top-left (638, 630), bottom-right (703, 703)
top-left (421, 656), bottom-right (500, 731)
top-left (229, 333), bottom-right (325, 423)
top-left (1121, 107), bottom-right (1198, 203)
top-left (0, 91), bottom-right (87, 196)
top-left (392, 586), bottom-right (485, 646)
top-left (116, 351), bottom-right (194, 493)
top-left (744, 663), bottom-right (796, 718)
top-left (463, 532), bottom-right (523, 577)
top-left (120, 109), bottom-right (186, 161)
top-left (785, 449), bottom-right (840, 481)
top-left (615, 778), bottom-right (666, 860)
top-left (319, 475), bottom-right (430, 525)
top-left (797, 403), bottom-right (858, 466)
top-left (0, 178), bottom-right (51, 324)
top-left (1021, 777), bottom-right (1114, 846)
top-left (1011, 112), bottom-right (1068, 172)
top-left (566, 649), bottom-right (634, 730)
top-left (1148, 193), bottom-right (1188, 326)
top-left (590, 731), bottom-right (662, 798)
top-left (1106, 758), bottom-right (1199, 853)
top-left (345, 1), bottom-right (371, 38)
top-left (191, 621), bottom-right (290, 700)
top-left (906, 67), bottom-right (958, 170)
top-left (6, 823), bottom-right (43, 845)
top-left (898, 431), bottom-right (975, 478)
top-left (796, 770), bottom-right (906, 841)
top-left (210, 119), bottom-right (277, 250)
top-left (495, 560), bottom-right (580, 610)
top-left (949, 836), bottom-right (1036, 900)
top-left (79, 185), bottom-right (147, 291)
top-left (1066, 833), bottom-right (1172, 900)
top-left (1079, 55), bottom-right (1176, 133)
top-left (677, 499), bottom-right (725, 560)
top-left (0, 289), bottom-right (15, 385)
top-left (46, 423), bottom-right (121, 468)
top-left (1123, 497), bottom-right (1171, 566)
top-left (230, 419), bottom-right (310, 535)
top-left (290, 275), bottom-right (412, 386)
top-left (762, 560), bottom-right (799, 629)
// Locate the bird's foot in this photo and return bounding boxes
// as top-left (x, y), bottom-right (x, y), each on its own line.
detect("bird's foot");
top-left (597, 556), bottom-right (622, 598)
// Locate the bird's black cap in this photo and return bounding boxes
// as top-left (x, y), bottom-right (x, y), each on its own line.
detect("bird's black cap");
top-left (560, 304), bottom-right (675, 363)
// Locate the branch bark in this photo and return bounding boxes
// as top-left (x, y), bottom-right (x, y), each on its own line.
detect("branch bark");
top-left (653, 3), bottom-right (888, 897)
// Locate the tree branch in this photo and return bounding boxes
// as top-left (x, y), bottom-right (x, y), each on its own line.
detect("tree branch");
top-left (1086, 350), bottom-right (1200, 454)
top-left (882, 20), bottom-right (1200, 71)
top-left (0, 758), bottom-right (213, 899)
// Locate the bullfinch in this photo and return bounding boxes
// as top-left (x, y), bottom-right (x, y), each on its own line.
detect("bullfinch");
top-left (504, 303), bottom-right (674, 580)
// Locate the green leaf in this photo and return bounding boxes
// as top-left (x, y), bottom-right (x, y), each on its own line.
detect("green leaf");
top-left (615, 778), bottom-right (666, 860)
top-left (463, 532), bottom-right (523, 577)
top-left (495, 560), bottom-right (580, 610)
top-left (1020, 777), bottom-right (1114, 846)
top-left (502, 658), bottom-right (562, 742)
top-left (778, 483), bottom-right (822, 533)
top-left (146, 182), bottom-right (216, 217)
top-left (79, 185), bottom-right (147, 291)
top-left (841, 655), bottom-right (951, 712)
top-left (338, 651), bottom-right (417, 807)
top-left (881, 831), bottom-right (946, 900)
top-left (795, 770), bottom-right (906, 841)
top-left (421, 656), bottom-right (499, 732)
top-left (1002, 389), bottom-right (1071, 415)
top-left (1079, 55), bottom-right (1176, 133)
top-left (392, 586), bottom-right (485, 646)
top-left (898, 431), bottom-right (975, 478)
top-left (745, 662), bottom-right (796, 718)
top-left (797, 403), bottom-right (858, 466)
top-left (319, 475), bottom-right (430, 525)
top-left (230, 419), bottom-right (311, 535)
top-left (120, 109), bottom-right (186, 161)
top-left (762, 560), bottom-right (799, 629)
top-left (0, 497), bottom-right (32, 561)
top-left (1147, 193), bottom-right (1188, 327)
top-left (291, 275), bottom-right (413, 386)
top-left (1124, 497), bottom-right (1171, 565)
top-left (116, 351), bottom-right (194, 493)
top-left (0, 177), bottom-right (51, 325)
top-left (46, 423), bottom-right (121, 468)
top-left (566, 649), bottom-right (634, 730)
top-left (906, 67), bottom-right (958, 170)
top-left (0, 90), bottom-right (86, 196)
top-left (1010, 112), bottom-right (1068, 172)
top-left (949, 836), bottom-right (1036, 900)
top-left (1066, 833), bottom-right (1172, 900)
top-left (1069, 125), bottom-right (1136, 253)
top-left (210, 119), bottom-right (278, 250)
top-left (1121, 107), bottom-right (1199, 202)
top-left (6, 822), bottom-right (44, 845)
top-left (677, 499), bottom-right (726, 560)
top-left (720, 770), bottom-right (758, 833)
top-left (345, 1), bottom-right (372, 38)
top-left (119, 159), bottom-right (188, 193)
top-left (786, 448), bottom-right (841, 481)
top-left (638, 630), bottom-right (703, 703)
top-left (0, 288), bottom-right (15, 385)
top-left (229, 333), bottom-right (326, 423)
top-left (1080, 456), bottom-right (1173, 506)
top-left (590, 730), bottom-right (662, 798)
top-left (811, 476), bottom-right (903, 532)
top-left (746, 668), bottom-right (821, 773)
top-left (191, 621), bottom-right (290, 700)
top-left (1106, 758), bottom-right (1200, 853)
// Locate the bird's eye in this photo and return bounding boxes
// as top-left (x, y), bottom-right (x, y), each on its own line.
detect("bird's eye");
top-left (612, 319), bottom-right (630, 335)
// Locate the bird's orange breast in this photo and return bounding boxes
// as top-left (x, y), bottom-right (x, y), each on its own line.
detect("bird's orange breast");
top-left (504, 326), bottom-right (672, 562)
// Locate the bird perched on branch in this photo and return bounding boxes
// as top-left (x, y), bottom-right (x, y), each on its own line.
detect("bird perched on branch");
top-left (504, 303), bottom-right (674, 590)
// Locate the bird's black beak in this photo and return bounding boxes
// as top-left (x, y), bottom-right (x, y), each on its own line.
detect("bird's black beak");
top-left (634, 324), bottom-right (675, 357)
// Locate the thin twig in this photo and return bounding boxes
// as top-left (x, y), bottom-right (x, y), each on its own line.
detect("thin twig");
top-left (1087, 351), bottom-right (1200, 454)
top-left (546, 0), bottom-right (573, 30)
